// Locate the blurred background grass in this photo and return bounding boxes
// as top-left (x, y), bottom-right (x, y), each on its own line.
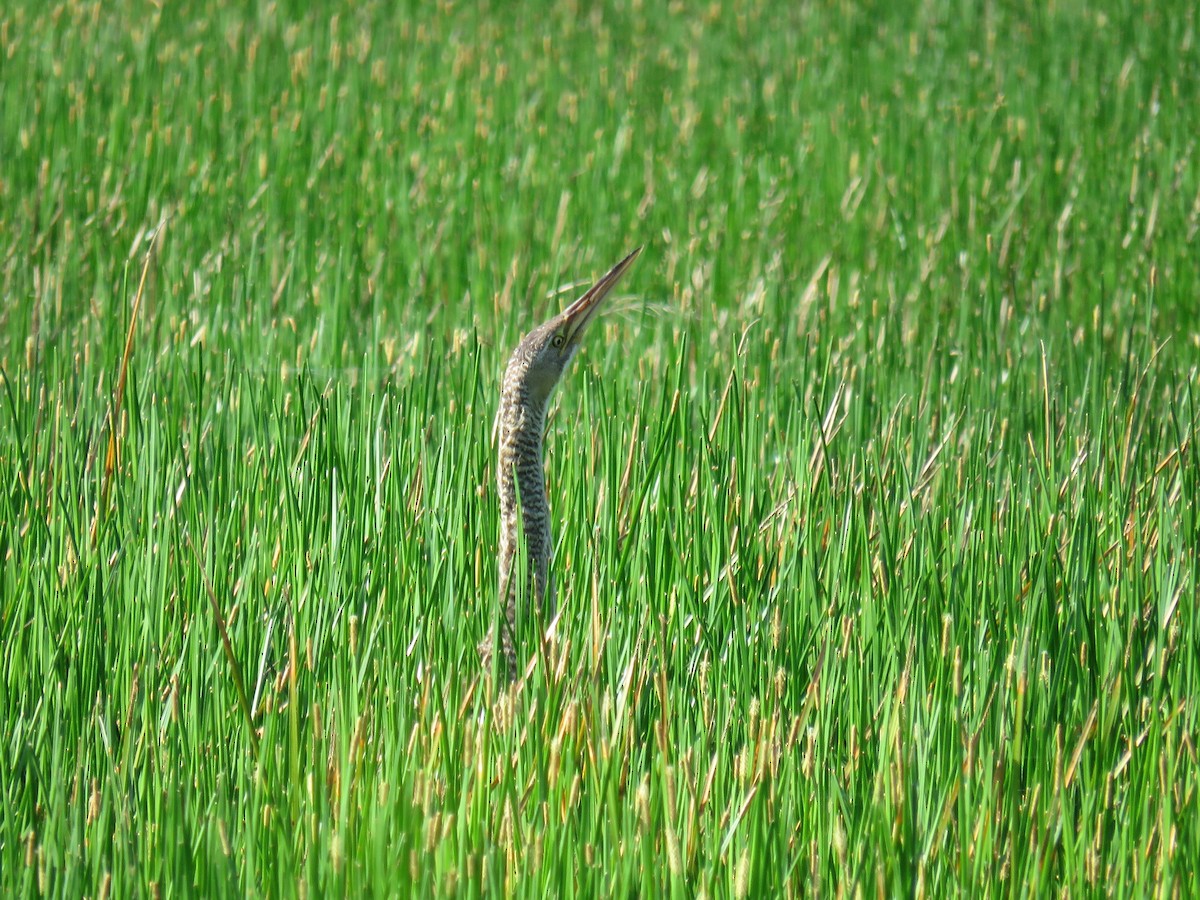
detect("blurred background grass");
top-left (2, 0), bottom-right (1198, 895)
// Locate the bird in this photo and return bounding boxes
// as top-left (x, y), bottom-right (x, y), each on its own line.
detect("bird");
top-left (482, 247), bottom-right (642, 680)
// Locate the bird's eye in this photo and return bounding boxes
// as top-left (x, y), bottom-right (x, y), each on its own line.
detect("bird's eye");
top-left (551, 334), bottom-right (564, 348)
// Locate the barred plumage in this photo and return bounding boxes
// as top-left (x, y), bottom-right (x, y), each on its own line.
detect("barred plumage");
top-left (482, 248), bottom-right (642, 680)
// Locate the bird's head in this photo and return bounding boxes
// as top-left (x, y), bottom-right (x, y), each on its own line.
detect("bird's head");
top-left (507, 247), bottom-right (641, 406)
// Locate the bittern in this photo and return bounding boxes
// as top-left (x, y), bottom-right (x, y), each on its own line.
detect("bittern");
top-left (482, 247), bottom-right (642, 680)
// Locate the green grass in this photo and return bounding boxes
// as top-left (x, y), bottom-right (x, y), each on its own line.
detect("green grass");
top-left (3, 0), bottom-right (1199, 895)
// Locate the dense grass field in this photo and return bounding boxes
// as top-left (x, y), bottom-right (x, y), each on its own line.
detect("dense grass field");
top-left (3, 0), bottom-right (1199, 895)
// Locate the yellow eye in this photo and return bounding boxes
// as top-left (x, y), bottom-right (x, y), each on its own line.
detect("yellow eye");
top-left (551, 334), bottom-right (564, 348)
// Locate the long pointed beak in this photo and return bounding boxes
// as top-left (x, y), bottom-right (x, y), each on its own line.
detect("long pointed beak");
top-left (561, 246), bottom-right (642, 345)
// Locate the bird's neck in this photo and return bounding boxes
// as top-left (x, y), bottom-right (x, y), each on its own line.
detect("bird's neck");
top-left (496, 389), bottom-right (548, 520)
top-left (495, 381), bottom-right (556, 625)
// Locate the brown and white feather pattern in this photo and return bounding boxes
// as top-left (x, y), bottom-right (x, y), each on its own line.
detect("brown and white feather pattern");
top-left (479, 247), bottom-right (641, 681)
top-left (495, 345), bottom-right (558, 676)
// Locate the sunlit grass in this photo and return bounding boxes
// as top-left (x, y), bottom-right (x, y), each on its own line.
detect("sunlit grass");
top-left (2, 0), bottom-right (1198, 895)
